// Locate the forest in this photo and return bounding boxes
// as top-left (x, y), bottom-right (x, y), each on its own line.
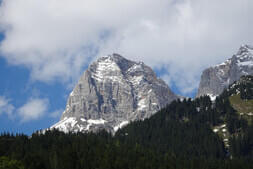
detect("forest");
top-left (0, 76), bottom-right (252, 169)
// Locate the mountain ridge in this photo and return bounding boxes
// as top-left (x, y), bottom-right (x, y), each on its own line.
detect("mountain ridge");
top-left (50, 44), bottom-right (253, 134)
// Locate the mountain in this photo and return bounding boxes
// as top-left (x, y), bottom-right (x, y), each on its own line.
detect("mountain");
top-left (51, 53), bottom-right (178, 133)
top-left (197, 45), bottom-right (253, 98)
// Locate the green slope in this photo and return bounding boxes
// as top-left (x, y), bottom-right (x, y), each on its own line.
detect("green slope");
top-left (229, 94), bottom-right (253, 124)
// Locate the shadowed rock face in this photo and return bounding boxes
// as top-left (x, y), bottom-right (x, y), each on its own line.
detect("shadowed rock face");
top-left (51, 54), bottom-right (178, 133)
top-left (197, 45), bottom-right (253, 98)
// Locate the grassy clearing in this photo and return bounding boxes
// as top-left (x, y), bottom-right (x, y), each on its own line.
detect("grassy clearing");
top-left (229, 94), bottom-right (253, 124)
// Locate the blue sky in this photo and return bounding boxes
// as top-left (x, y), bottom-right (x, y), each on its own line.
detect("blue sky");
top-left (0, 0), bottom-right (252, 135)
top-left (0, 32), bottom-right (66, 134)
top-left (0, 48), bottom-right (66, 134)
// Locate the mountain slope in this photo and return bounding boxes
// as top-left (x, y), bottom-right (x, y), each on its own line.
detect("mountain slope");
top-left (224, 75), bottom-right (253, 124)
top-left (116, 75), bottom-right (253, 159)
top-left (51, 54), bottom-right (178, 133)
top-left (197, 45), bottom-right (253, 97)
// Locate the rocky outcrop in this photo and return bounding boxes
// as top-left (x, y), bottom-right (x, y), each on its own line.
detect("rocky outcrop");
top-left (51, 54), bottom-right (178, 133)
top-left (197, 45), bottom-right (253, 98)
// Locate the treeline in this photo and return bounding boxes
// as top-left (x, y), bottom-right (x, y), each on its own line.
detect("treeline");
top-left (0, 130), bottom-right (252, 169)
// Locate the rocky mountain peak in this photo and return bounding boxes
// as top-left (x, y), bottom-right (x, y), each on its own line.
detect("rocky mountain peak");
top-left (197, 44), bottom-right (253, 98)
top-left (236, 44), bottom-right (253, 55)
top-left (51, 54), bottom-right (178, 134)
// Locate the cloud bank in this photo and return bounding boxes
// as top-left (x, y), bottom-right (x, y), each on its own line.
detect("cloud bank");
top-left (17, 98), bottom-right (49, 122)
top-left (0, 95), bottom-right (60, 122)
top-left (0, 0), bottom-right (253, 95)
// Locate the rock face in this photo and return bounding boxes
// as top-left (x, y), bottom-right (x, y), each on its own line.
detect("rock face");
top-left (51, 54), bottom-right (178, 133)
top-left (197, 45), bottom-right (253, 98)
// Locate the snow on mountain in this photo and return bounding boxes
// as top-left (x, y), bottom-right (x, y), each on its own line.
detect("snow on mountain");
top-left (50, 54), bottom-right (178, 134)
top-left (197, 45), bottom-right (253, 97)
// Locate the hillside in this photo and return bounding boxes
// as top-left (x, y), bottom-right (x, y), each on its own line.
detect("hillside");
top-left (227, 76), bottom-right (253, 124)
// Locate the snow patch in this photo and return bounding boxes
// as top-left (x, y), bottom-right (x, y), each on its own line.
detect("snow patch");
top-left (87, 119), bottom-right (107, 125)
top-left (80, 118), bottom-right (86, 122)
top-left (84, 118), bottom-right (107, 130)
top-left (137, 98), bottom-right (147, 111)
top-left (127, 64), bottom-right (143, 73)
top-left (148, 89), bottom-right (153, 93)
top-left (91, 57), bottom-right (123, 82)
top-left (213, 129), bottom-right (219, 133)
top-left (113, 121), bottom-right (129, 132)
top-left (66, 105), bottom-right (71, 112)
top-left (85, 123), bottom-right (92, 130)
top-left (247, 112), bottom-right (253, 116)
top-left (222, 128), bottom-right (227, 132)
top-left (215, 59), bottom-right (231, 67)
top-left (50, 117), bottom-right (107, 133)
top-left (51, 117), bottom-right (78, 133)
top-left (224, 139), bottom-right (228, 142)
top-left (221, 124), bottom-right (226, 128)
top-left (237, 60), bottom-right (253, 67)
top-left (206, 93), bottom-right (217, 101)
top-left (130, 76), bottom-right (144, 86)
top-left (212, 124), bottom-right (227, 134)
top-left (70, 91), bottom-right (74, 96)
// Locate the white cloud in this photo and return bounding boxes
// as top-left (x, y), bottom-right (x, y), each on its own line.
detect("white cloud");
top-left (0, 95), bottom-right (61, 122)
top-left (0, 96), bottom-right (15, 118)
top-left (0, 0), bottom-right (253, 95)
top-left (18, 98), bottom-right (48, 122)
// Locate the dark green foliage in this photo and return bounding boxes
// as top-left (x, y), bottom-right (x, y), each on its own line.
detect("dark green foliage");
top-left (0, 130), bottom-right (252, 169)
top-left (224, 75), bottom-right (253, 100)
top-left (0, 156), bottom-right (25, 169)
top-left (239, 76), bottom-right (253, 100)
top-left (217, 75), bottom-right (253, 158)
top-left (116, 97), bottom-right (226, 159)
top-left (229, 125), bottom-right (253, 158)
